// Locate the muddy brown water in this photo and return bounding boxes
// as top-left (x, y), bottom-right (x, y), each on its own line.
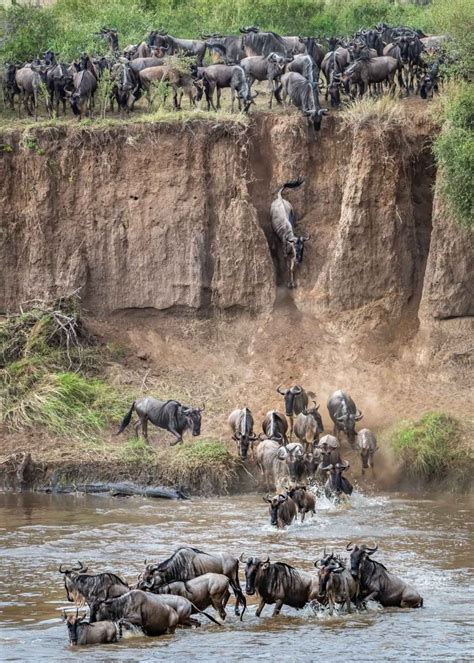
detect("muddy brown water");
top-left (0, 490), bottom-right (472, 662)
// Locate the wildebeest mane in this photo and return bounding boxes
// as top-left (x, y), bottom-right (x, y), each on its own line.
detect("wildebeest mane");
top-left (264, 562), bottom-right (301, 595)
top-left (157, 546), bottom-right (211, 577)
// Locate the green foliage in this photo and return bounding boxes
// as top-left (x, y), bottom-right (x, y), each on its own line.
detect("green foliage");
top-left (164, 439), bottom-right (238, 493)
top-left (390, 412), bottom-right (473, 491)
top-left (433, 83), bottom-right (474, 229)
top-left (429, 0), bottom-right (474, 79)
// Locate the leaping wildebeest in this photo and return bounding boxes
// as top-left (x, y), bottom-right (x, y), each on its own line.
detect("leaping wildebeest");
top-left (356, 428), bottom-right (378, 475)
top-left (136, 546), bottom-right (246, 617)
top-left (116, 397), bottom-right (204, 444)
top-left (293, 402), bottom-right (324, 451)
top-left (270, 180), bottom-right (310, 289)
top-left (228, 407), bottom-right (257, 460)
top-left (287, 485), bottom-right (316, 522)
top-left (276, 384), bottom-right (315, 438)
top-left (347, 543), bottom-right (423, 608)
top-left (261, 410), bottom-right (289, 444)
top-left (254, 438), bottom-right (290, 491)
top-left (322, 461), bottom-right (353, 501)
top-left (241, 555), bottom-right (320, 616)
top-left (327, 390), bottom-right (363, 446)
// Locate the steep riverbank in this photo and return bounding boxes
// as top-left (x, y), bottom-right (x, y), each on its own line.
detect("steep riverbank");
top-left (1, 102), bottom-right (472, 495)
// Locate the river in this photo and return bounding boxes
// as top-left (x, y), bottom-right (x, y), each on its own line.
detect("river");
top-left (0, 490), bottom-right (472, 661)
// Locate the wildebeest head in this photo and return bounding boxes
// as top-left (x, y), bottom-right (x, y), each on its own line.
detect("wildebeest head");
top-left (234, 408), bottom-right (257, 460)
top-left (240, 554), bottom-right (269, 595)
top-left (346, 542), bottom-right (378, 579)
top-left (304, 107), bottom-right (328, 132)
top-left (264, 493), bottom-right (290, 527)
top-left (59, 561), bottom-right (89, 603)
top-left (322, 461), bottom-right (350, 493)
top-left (315, 553), bottom-right (345, 597)
top-left (43, 49), bottom-right (56, 66)
top-left (288, 235), bottom-right (310, 262)
top-left (285, 444), bottom-right (305, 480)
top-left (136, 562), bottom-right (160, 590)
top-left (335, 404), bottom-right (363, 439)
top-left (181, 404), bottom-right (204, 436)
top-left (286, 485), bottom-right (307, 508)
top-left (302, 402), bottom-right (324, 433)
top-left (62, 609), bottom-right (87, 646)
top-left (276, 384), bottom-right (305, 417)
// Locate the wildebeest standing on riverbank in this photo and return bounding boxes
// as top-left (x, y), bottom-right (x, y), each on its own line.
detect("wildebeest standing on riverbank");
top-left (116, 397), bottom-right (204, 444)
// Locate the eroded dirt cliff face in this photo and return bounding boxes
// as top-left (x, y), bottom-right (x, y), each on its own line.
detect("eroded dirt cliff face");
top-left (1, 109), bottom-right (472, 424)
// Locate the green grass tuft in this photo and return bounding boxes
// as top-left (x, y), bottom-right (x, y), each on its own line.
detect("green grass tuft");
top-left (389, 412), bottom-right (473, 491)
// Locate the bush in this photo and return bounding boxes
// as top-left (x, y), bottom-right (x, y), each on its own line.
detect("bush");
top-left (433, 83), bottom-right (474, 229)
top-left (390, 412), bottom-right (473, 491)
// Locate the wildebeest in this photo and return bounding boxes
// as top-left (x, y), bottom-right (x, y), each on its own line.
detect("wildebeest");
top-left (321, 47), bottom-right (351, 106)
top-left (15, 65), bottom-right (45, 120)
top-left (111, 61), bottom-right (140, 113)
top-left (63, 611), bottom-right (122, 645)
top-left (304, 448), bottom-right (323, 477)
top-left (287, 54), bottom-right (317, 85)
top-left (322, 461), bottom-right (353, 500)
top-left (153, 572), bottom-right (243, 621)
top-left (287, 485), bottom-right (316, 522)
top-left (315, 553), bottom-right (357, 614)
top-left (203, 34), bottom-right (246, 63)
top-left (300, 37), bottom-right (325, 69)
top-left (276, 383), bottom-right (314, 436)
top-left (228, 407), bottom-right (257, 460)
top-left (280, 72), bottom-right (328, 130)
top-left (46, 63), bottom-right (73, 117)
top-left (271, 179), bottom-right (310, 289)
top-left (347, 543), bottom-right (423, 608)
top-left (198, 63), bottom-right (253, 112)
top-left (356, 428), bottom-right (377, 475)
top-left (317, 434), bottom-right (342, 470)
top-left (261, 410), bottom-right (288, 443)
top-left (148, 31), bottom-right (207, 66)
top-left (59, 561), bottom-right (129, 614)
top-left (240, 53), bottom-right (286, 107)
top-left (136, 546), bottom-right (245, 617)
top-left (142, 592), bottom-right (222, 627)
top-left (327, 390), bottom-right (363, 446)
top-left (97, 27), bottom-right (120, 53)
top-left (239, 27), bottom-right (288, 58)
top-left (2, 64), bottom-right (19, 110)
top-left (284, 442), bottom-right (306, 482)
top-left (254, 438), bottom-right (290, 490)
top-left (264, 493), bottom-right (297, 528)
top-left (116, 397), bottom-right (203, 444)
top-left (139, 65), bottom-right (198, 110)
top-left (293, 403), bottom-right (324, 450)
top-left (343, 55), bottom-right (399, 96)
top-left (93, 589), bottom-right (180, 636)
top-left (67, 69), bottom-right (97, 119)
top-left (241, 555), bottom-right (319, 615)
top-left (128, 56), bottom-right (165, 74)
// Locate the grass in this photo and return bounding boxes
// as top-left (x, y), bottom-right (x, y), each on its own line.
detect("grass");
top-left (389, 412), bottom-right (474, 492)
top-left (340, 95), bottom-right (406, 132)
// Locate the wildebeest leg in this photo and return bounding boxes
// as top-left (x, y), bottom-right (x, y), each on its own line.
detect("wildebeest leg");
top-left (268, 79), bottom-right (274, 109)
top-left (255, 598), bottom-right (266, 617)
top-left (211, 597), bottom-right (227, 621)
top-left (272, 600), bottom-right (284, 616)
top-left (169, 428), bottom-right (183, 445)
top-left (300, 509), bottom-right (306, 523)
top-left (134, 416), bottom-right (144, 438)
top-left (230, 87), bottom-right (235, 113)
top-left (216, 86), bottom-right (222, 110)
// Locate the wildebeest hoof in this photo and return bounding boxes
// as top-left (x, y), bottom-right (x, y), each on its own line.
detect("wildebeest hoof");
top-left (170, 438), bottom-right (182, 446)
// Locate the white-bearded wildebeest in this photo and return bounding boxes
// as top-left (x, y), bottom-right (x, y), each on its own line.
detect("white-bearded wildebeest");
top-left (284, 442), bottom-right (306, 482)
top-left (67, 69), bottom-right (97, 119)
top-left (321, 47), bottom-right (350, 107)
top-left (152, 573), bottom-right (245, 621)
top-left (279, 72), bottom-right (328, 130)
top-left (264, 492), bottom-right (297, 528)
top-left (315, 553), bottom-right (357, 615)
top-left (137, 592), bottom-right (222, 627)
top-left (202, 34), bottom-right (246, 63)
top-left (116, 397), bottom-right (203, 445)
top-left (304, 447), bottom-right (323, 477)
top-left (2, 64), bottom-right (19, 110)
top-left (356, 428), bottom-right (378, 475)
top-left (276, 384), bottom-right (315, 438)
top-left (96, 27), bottom-right (120, 54)
top-left (46, 63), bottom-right (73, 117)
top-left (197, 64), bottom-right (254, 112)
top-left (148, 31), bottom-right (207, 66)
top-left (287, 54), bottom-right (318, 85)
top-left (59, 561), bottom-right (130, 617)
top-left (287, 485), bottom-right (316, 522)
top-left (15, 65), bottom-right (45, 120)
top-left (239, 27), bottom-right (288, 58)
top-left (239, 53), bottom-right (287, 108)
top-left (254, 438), bottom-right (290, 490)
top-left (136, 546), bottom-right (245, 617)
top-left (228, 407), bottom-right (257, 460)
top-left (342, 55), bottom-right (399, 97)
top-left (322, 461), bottom-right (353, 500)
top-left (241, 555), bottom-right (320, 616)
top-left (347, 543), bottom-right (424, 608)
top-left (111, 62), bottom-right (141, 114)
top-left (139, 65), bottom-right (199, 110)
top-left (300, 37), bottom-right (325, 69)
top-left (327, 390), bottom-right (363, 446)
top-left (293, 403), bottom-right (324, 451)
top-left (261, 410), bottom-right (289, 443)
top-left (63, 611), bottom-right (122, 645)
top-left (92, 590), bottom-right (180, 636)
top-left (271, 180), bottom-right (310, 290)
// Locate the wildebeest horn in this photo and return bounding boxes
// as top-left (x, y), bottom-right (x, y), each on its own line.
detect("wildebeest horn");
top-left (263, 494), bottom-right (271, 503)
top-left (198, 403), bottom-right (205, 412)
top-left (262, 555), bottom-right (270, 563)
top-left (366, 544), bottom-right (378, 554)
top-left (239, 553), bottom-right (248, 563)
top-left (292, 385), bottom-right (302, 394)
top-left (249, 433), bottom-right (258, 441)
top-left (302, 235), bottom-right (310, 241)
top-left (59, 564), bottom-right (68, 574)
top-left (321, 464), bottom-right (333, 471)
top-left (314, 559), bottom-right (321, 568)
top-left (72, 561), bottom-right (86, 572)
top-left (346, 542), bottom-right (355, 551)
top-left (355, 409), bottom-right (363, 421)
top-left (276, 384), bottom-right (287, 395)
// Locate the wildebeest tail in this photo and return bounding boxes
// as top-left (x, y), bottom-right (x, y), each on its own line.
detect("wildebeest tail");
top-left (274, 82), bottom-right (283, 105)
top-left (230, 571), bottom-right (247, 620)
top-left (116, 402), bottom-right (135, 435)
top-left (278, 178), bottom-right (305, 196)
top-left (189, 602), bottom-right (224, 626)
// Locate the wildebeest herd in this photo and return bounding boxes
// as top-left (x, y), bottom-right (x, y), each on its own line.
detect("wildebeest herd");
top-left (117, 383), bottom-right (377, 527)
top-left (2, 22), bottom-right (445, 125)
top-left (59, 542), bottom-right (423, 647)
